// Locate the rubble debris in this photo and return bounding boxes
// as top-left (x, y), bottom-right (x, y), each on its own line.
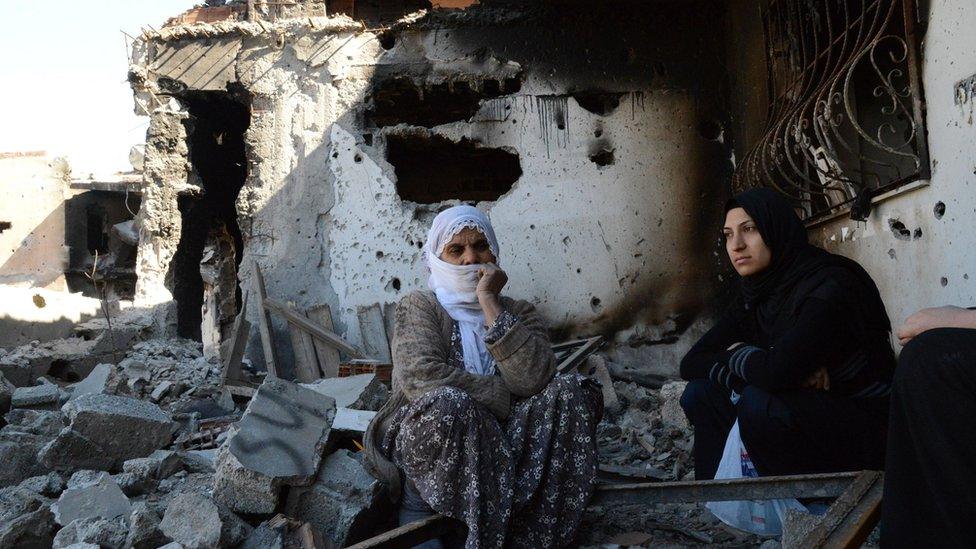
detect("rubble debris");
top-left (68, 364), bottom-right (114, 402)
top-left (0, 331), bottom-right (140, 387)
top-left (301, 373), bottom-right (390, 411)
top-left (42, 394), bottom-right (175, 471)
top-left (11, 382), bottom-right (61, 409)
top-left (19, 472), bottom-right (67, 497)
top-left (0, 409), bottom-right (62, 486)
top-left (285, 449), bottom-right (393, 546)
top-left (160, 491), bottom-right (251, 549)
top-left (0, 372), bottom-right (14, 415)
top-left (659, 380), bottom-right (690, 431)
top-left (52, 471), bottom-right (131, 526)
top-left (212, 442), bottom-right (279, 514)
top-left (126, 502), bottom-right (168, 549)
top-left (0, 484), bottom-right (56, 547)
top-left (52, 516), bottom-right (128, 549)
top-left (228, 378), bottom-right (336, 484)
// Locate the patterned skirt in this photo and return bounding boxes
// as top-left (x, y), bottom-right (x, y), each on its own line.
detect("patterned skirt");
top-left (382, 374), bottom-right (602, 549)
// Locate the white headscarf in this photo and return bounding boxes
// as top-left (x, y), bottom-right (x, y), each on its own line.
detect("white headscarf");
top-left (423, 205), bottom-right (500, 377)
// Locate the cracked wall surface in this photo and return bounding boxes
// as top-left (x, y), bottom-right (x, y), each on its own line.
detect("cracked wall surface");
top-left (130, 3), bottom-right (734, 374)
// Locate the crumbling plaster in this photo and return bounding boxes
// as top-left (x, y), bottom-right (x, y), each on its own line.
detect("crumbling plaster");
top-left (130, 4), bottom-right (734, 374)
top-left (812, 0), bottom-right (976, 333)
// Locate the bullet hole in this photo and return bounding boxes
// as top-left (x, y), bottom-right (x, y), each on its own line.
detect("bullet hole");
top-left (367, 76), bottom-right (522, 128)
top-left (965, 274), bottom-right (970, 280)
top-left (934, 201), bottom-right (946, 219)
top-left (941, 276), bottom-right (949, 287)
top-left (32, 294), bottom-right (46, 308)
top-left (0, 221), bottom-right (10, 233)
top-left (378, 32), bottom-right (396, 50)
top-left (376, 250), bottom-right (384, 259)
top-left (888, 219), bottom-right (911, 241)
top-left (362, 133), bottom-right (374, 146)
top-left (555, 111), bottom-right (566, 130)
top-left (572, 91), bottom-right (624, 116)
top-left (529, 224), bottom-right (536, 230)
top-left (594, 129), bottom-right (603, 138)
top-left (590, 296), bottom-right (602, 312)
top-left (387, 132), bottom-right (521, 203)
top-left (354, 153), bottom-right (363, 163)
top-left (332, 151), bottom-right (339, 158)
top-left (697, 119), bottom-right (723, 141)
top-left (887, 249), bottom-right (896, 260)
top-left (416, 241), bottom-right (423, 249)
top-left (392, 277), bottom-right (401, 291)
top-left (576, 268), bottom-right (582, 273)
top-left (913, 228), bottom-right (923, 240)
top-left (589, 148), bottom-right (615, 167)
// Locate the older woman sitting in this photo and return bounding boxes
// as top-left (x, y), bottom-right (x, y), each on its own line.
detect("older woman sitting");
top-left (365, 205), bottom-right (601, 549)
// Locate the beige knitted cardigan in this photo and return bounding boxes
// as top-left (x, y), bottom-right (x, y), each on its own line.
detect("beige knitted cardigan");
top-left (363, 289), bottom-right (556, 501)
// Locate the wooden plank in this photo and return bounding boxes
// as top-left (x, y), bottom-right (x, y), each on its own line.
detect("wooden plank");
top-left (358, 303), bottom-right (392, 363)
top-left (345, 514), bottom-right (460, 549)
top-left (252, 262), bottom-right (280, 378)
top-left (795, 471), bottom-right (884, 549)
top-left (287, 304), bottom-right (321, 383)
top-left (383, 302), bottom-right (397, 356)
top-left (556, 336), bottom-right (604, 374)
top-left (265, 297), bottom-right (365, 358)
top-left (584, 354), bottom-right (620, 412)
top-left (224, 384), bottom-right (257, 397)
top-left (308, 304), bottom-right (341, 378)
top-left (220, 289), bottom-right (250, 386)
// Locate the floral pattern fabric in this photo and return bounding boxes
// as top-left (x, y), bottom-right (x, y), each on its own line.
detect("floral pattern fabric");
top-left (381, 312), bottom-right (601, 549)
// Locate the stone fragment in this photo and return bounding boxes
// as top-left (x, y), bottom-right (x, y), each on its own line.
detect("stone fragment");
top-left (68, 364), bottom-right (114, 402)
top-left (19, 472), bottom-right (66, 497)
top-left (4, 408), bottom-right (65, 435)
top-left (12, 383), bottom-right (60, 408)
top-left (126, 502), bottom-right (168, 549)
top-left (160, 492), bottom-right (250, 549)
top-left (123, 449), bottom-right (184, 480)
top-left (229, 378), bottom-right (336, 484)
top-left (0, 410), bottom-right (61, 486)
top-left (0, 358), bottom-right (31, 388)
top-left (52, 516), bottom-right (128, 549)
top-left (0, 485), bottom-right (56, 547)
top-left (285, 449), bottom-right (392, 547)
top-left (61, 543), bottom-right (100, 549)
top-left (301, 373), bottom-right (389, 410)
top-left (151, 380), bottom-right (173, 402)
top-left (659, 381), bottom-right (690, 431)
top-left (0, 372), bottom-right (14, 415)
top-left (241, 522), bottom-right (285, 549)
top-left (53, 394), bottom-right (175, 468)
top-left (157, 543), bottom-right (185, 549)
top-left (52, 471), bottom-right (131, 526)
top-left (212, 442), bottom-right (279, 514)
top-left (39, 427), bottom-right (117, 472)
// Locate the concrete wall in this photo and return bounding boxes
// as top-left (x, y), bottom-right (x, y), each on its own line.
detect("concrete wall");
top-left (0, 152), bottom-right (69, 290)
top-left (812, 0), bottom-right (976, 332)
top-left (131, 4), bottom-right (736, 374)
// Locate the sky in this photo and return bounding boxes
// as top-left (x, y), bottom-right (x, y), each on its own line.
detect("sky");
top-left (0, 1), bottom-right (193, 178)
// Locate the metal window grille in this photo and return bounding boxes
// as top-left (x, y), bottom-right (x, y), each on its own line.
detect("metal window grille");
top-left (732, 0), bottom-right (929, 222)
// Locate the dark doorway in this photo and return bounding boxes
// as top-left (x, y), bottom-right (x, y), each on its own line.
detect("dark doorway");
top-left (171, 89), bottom-right (250, 341)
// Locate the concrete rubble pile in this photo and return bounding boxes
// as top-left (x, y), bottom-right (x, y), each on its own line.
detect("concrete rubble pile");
top-left (0, 333), bottom-right (396, 548)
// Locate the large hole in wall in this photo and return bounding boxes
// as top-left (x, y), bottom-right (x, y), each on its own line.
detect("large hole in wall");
top-left (366, 76), bottom-right (522, 128)
top-left (171, 89), bottom-right (250, 341)
top-left (65, 191), bottom-right (141, 301)
top-left (386, 132), bottom-right (522, 203)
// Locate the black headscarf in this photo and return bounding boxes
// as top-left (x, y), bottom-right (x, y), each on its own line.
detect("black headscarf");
top-left (726, 188), bottom-right (891, 341)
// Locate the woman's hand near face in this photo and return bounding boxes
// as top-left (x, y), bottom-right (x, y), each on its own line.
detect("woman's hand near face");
top-left (896, 306), bottom-right (976, 345)
top-left (477, 264), bottom-right (508, 325)
top-left (803, 367), bottom-right (830, 391)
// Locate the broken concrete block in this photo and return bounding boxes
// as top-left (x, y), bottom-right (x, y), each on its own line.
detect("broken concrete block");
top-left (123, 449), bottom-right (184, 481)
top-left (285, 449), bottom-right (392, 547)
top-left (0, 485), bottom-right (57, 547)
top-left (60, 543), bottom-right (100, 549)
top-left (4, 408), bottom-right (65, 436)
top-left (0, 411), bottom-right (61, 486)
top-left (52, 471), bottom-right (131, 526)
top-left (39, 427), bottom-right (116, 472)
top-left (301, 373), bottom-right (389, 411)
top-left (126, 502), bottom-right (168, 549)
top-left (151, 380), bottom-right (174, 402)
top-left (0, 372), bottom-right (14, 415)
top-left (160, 492), bottom-right (250, 549)
top-left (212, 442), bottom-right (279, 514)
top-left (18, 472), bottom-right (66, 497)
top-left (229, 378), bottom-right (336, 484)
top-left (333, 407), bottom-right (377, 432)
top-left (68, 364), bottom-right (114, 402)
top-left (53, 516), bottom-right (128, 549)
top-left (659, 381), bottom-right (690, 431)
top-left (12, 383), bottom-right (60, 408)
top-left (58, 393), bottom-right (175, 467)
top-left (0, 357), bottom-right (32, 387)
top-left (241, 522), bottom-right (285, 549)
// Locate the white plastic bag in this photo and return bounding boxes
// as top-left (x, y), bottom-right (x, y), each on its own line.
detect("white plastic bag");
top-left (705, 419), bottom-right (806, 536)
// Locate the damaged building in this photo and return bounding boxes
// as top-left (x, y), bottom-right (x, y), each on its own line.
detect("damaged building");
top-left (0, 0), bottom-right (974, 546)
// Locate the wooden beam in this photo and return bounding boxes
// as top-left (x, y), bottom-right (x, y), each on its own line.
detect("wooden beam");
top-left (252, 262), bottom-right (280, 378)
top-left (288, 304), bottom-right (322, 383)
top-left (220, 289), bottom-right (251, 386)
top-left (795, 471), bottom-right (884, 548)
top-left (264, 297), bottom-right (365, 358)
top-left (358, 303), bottom-right (391, 363)
top-left (308, 304), bottom-right (341, 378)
top-left (556, 336), bottom-right (604, 374)
top-left (345, 514), bottom-right (460, 549)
